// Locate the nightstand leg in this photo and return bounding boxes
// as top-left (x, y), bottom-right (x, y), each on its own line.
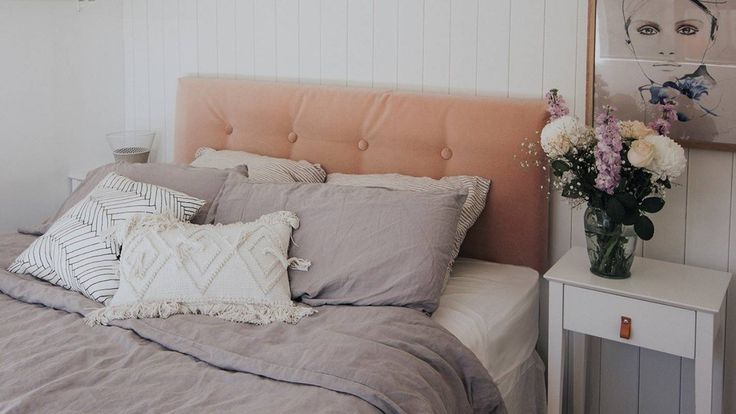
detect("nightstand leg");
top-left (695, 311), bottom-right (724, 414)
top-left (571, 333), bottom-right (587, 414)
top-left (548, 281), bottom-right (565, 414)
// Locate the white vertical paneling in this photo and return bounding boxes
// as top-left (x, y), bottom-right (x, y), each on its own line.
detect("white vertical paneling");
top-left (727, 155), bottom-right (736, 414)
top-left (196, 0), bottom-right (218, 75)
top-left (543, 0), bottom-right (578, 263)
top-left (162, 0), bottom-right (179, 162)
top-left (643, 150), bottom-right (689, 263)
top-left (685, 149), bottom-right (733, 271)
top-left (235, 0), bottom-right (255, 78)
top-left (638, 349), bottom-right (681, 414)
top-left (147, 0), bottom-right (165, 160)
top-left (276, 0), bottom-right (299, 82)
top-left (549, 192), bottom-right (572, 266)
top-left (179, 0), bottom-right (198, 76)
top-left (372, 0), bottom-right (397, 88)
top-left (573, 0), bottom-right (588, 120)
top-left (123, 0), bottom-right (135, 130)
top-left (422, 0), bottom-right (450, 93)
top-left (448, 0), bottom-right (476, 95)
top-left (476, 0), bottom-right (509, 96)
top-left (570, 0), bottom-right (589, 250)
top-left (320, 0), bottom-right (347, 85)
top-left (254, 0), bottom-right (277, 80)
top-left (396, 0), bottom-right (423, 91)
top-left (298, 0), bottom-right (320, 83)
top-left (599, 341), bottom-right (639, 414)
top-left (346, 0), bottom-right (373, 87)
top-left (132, 0), bottom-right (150, 130)
top-left (216, 0), bottom-right (236, 77)
top-left (543, 0), bottom-right (579, 112)
top-left (508, 0), bottom-right (544, 97)
top-left (570, 207), bottom-right (587, 247)
top-left (724, 275), bottom-right (736, 414)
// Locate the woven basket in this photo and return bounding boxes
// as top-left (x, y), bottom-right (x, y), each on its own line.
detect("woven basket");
top-left (106, 131), bottom-right (155, 163)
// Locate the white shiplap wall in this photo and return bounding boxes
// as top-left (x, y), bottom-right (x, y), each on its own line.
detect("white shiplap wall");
top-left (0, 0), bottom-right (124, 232)
top-left (120, 0), bottom-right (735, 412)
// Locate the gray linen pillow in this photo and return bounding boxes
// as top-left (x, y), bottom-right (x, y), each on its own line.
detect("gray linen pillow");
top-left (38, 162), bottom-right (239, 234)
top-left (326, 173), bottom-right (490, 265)
top-left (212, 175), bottom-right (467, 314)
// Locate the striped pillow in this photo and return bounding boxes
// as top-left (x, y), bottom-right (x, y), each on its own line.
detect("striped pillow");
top-left (8, 173), bottom-right (205, 303)
top-left (326, 173), bottom-right (490, 271)
top-left (191, 147), bottom-right (326, 183)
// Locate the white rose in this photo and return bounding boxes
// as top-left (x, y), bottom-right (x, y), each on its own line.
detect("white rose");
top-left (643, 135), bottom-right (687, 179)
top-left (619, 120), bottom-right (655, 140)
top-left (627, 140), bottom-right (655, 168)
top-left (541, 115), bottom-right (586, 155)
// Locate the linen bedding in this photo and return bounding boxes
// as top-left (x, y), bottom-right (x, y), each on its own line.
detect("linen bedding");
top-left (0, 233), bottom-right (505, 414)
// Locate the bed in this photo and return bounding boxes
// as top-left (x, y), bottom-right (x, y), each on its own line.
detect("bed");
top-left (0, 78), bottom-right (548, 413)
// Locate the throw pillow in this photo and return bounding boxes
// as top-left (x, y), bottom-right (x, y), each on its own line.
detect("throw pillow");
top-left (8, 173), bottom-right (206, 303)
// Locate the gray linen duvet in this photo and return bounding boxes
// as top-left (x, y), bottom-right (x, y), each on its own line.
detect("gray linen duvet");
top-left (0, 233), bottom-right (505, 414)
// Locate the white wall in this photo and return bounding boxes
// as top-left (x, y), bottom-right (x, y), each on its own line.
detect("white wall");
top-left (0, 0), bottom-right (125, 232)
top-left (26, 0), bottom-right (733, 412)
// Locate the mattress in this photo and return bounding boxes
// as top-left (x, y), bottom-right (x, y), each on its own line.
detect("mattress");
top-left (432, 257), bottom-right (541, 409)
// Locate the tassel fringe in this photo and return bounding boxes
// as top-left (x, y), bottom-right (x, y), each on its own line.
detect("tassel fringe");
top-left (287, 257), bottom-right (311, 272)
top-left (86, 300), bottom-right (316, 326)
top-left (254, 211), bottom-right (300, 229)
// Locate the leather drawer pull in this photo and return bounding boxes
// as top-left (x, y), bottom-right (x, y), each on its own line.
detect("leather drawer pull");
top-left (620, 316), bottom-right (632, 340)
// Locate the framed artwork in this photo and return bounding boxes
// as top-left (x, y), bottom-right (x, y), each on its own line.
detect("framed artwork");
top-left (589, 0), bottom-right (736, 151)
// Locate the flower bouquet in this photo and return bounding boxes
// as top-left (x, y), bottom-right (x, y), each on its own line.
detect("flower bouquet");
top-left (540, 90), bottom-right (686, 278)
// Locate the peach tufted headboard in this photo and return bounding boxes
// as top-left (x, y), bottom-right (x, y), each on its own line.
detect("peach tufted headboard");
top-left (174, 77), bottom-right (549, 273)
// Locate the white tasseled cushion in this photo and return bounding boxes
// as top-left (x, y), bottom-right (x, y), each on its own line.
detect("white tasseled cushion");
top-left (86, 211), bottom-right (314, 326)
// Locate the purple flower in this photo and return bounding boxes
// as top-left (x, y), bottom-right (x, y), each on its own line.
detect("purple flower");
top-left (545, 89), bottom-right (570, 120)
top-left (594, 106), bottom-right (622, 195)
top-left (648, 103), bottom-right (677, 135)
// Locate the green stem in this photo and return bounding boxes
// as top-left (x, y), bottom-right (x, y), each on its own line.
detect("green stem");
top-left (599, 234), bottom-right (620, 269)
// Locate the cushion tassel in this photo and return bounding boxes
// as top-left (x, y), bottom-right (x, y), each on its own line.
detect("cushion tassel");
top-left (85, 301), bottom-right (316, 326)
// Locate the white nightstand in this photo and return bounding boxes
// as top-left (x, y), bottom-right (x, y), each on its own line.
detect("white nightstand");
top-left (544, 247), bottom-right (731, 414)
top-left (68, 171), bottom-right (87, 194)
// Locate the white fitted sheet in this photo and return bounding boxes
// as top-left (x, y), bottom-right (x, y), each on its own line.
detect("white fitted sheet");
top-left (432, 257), bottom-right (540, 384)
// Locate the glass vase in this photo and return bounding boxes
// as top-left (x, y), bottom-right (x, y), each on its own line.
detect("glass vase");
top-left (583, 206), bottom-right (637, 279)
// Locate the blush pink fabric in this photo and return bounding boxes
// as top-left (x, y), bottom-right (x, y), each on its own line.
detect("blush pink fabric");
top-left (174, 77), bottom-right (550, 273)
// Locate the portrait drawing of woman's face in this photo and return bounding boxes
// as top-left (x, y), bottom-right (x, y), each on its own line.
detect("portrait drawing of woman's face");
top-left (594, 0), bottom-right (736, 147)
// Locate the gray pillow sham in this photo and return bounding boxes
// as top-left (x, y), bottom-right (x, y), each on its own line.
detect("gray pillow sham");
top-left (212, 174), bottom-right (467, 314)
top-left (37, 162), bottom-right (240, 234)
top-left (192, 147), bottom-right (327, 183)
top-left (326, 173), bottom-right (491, 265)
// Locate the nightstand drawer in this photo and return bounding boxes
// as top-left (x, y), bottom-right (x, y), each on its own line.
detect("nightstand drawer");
top-left (563, 285), bottom-right (696, 358)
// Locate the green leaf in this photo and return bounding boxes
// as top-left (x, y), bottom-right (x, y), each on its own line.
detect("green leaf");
top-left (615, 193), bottom-right (638, 211)
top-left (622, 213), bottom-right (638, 226)
top-left (640, 197), bottom-right (665, 213)
top-left (605, 198), bottom-right (626, 223)
top-left (551, 160), bottom-right (570, 174)
top-left (635, 215), bottom-right (655, 240)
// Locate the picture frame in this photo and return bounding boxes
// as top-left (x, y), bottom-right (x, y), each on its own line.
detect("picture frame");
top-left (588, 0), bottom-right (736, 151)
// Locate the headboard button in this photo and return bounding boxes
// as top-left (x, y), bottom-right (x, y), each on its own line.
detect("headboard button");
top-left (287, 132), bottom-right (298, 143)
top-left (441, 147), bottom-right (453, 160)
top-left (225, 125), bottom-right (234, 135)
top-left (358, 139), bottom-right (369, 151)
